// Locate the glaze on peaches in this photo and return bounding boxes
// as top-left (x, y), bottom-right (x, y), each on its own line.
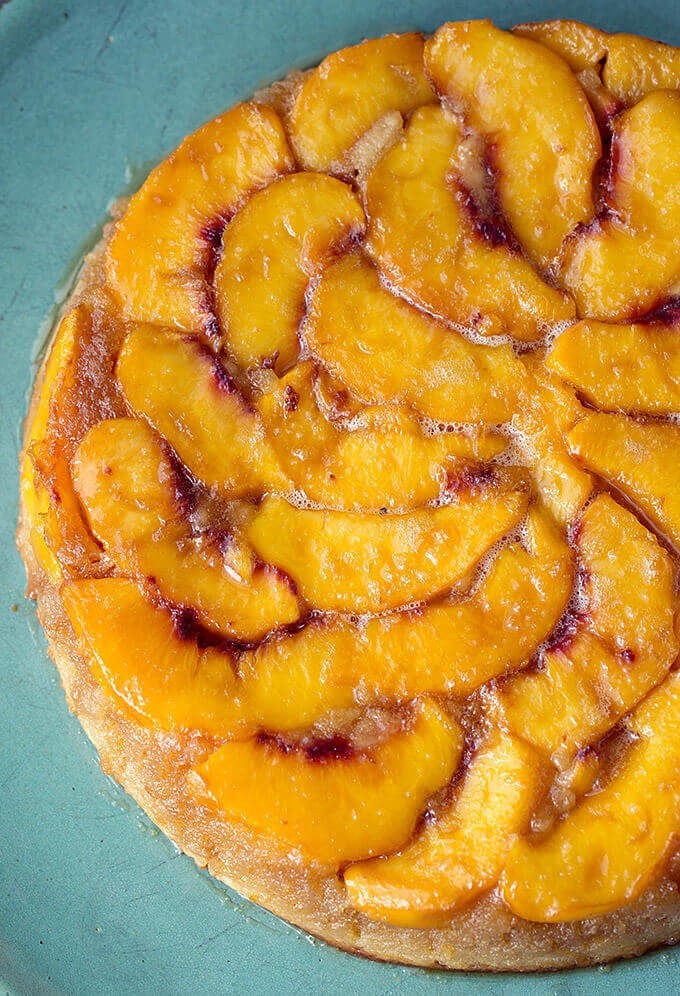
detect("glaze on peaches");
top-left (18, 19), bottom-right (680, 971)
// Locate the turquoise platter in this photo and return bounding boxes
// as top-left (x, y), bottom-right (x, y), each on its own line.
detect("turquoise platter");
top-left (1, 1), bottom-right (679, 991)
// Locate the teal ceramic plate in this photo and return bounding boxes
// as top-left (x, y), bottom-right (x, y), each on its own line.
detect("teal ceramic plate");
top-left (2, 1), bottom-right (680, 992)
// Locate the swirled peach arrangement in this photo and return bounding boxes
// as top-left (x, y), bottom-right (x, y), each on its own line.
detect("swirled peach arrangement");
top-left (17, 18), bottom-right (680, 971)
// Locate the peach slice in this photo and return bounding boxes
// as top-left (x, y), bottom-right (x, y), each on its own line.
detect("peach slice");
top-left (344, 731), bottom-right (541, 925)
top-left (604, 33), bottom-right (680, 105)
top-left (511, 19), bottom-right (608, 70)
top-left (288, 33), bottom-right (434, 171)
top-left (192, 698), bottom-right (462, 865)
top-left (426, 20), bottom-right (600, 266)
top-left (494, 631), bottom-right (636, 756)
top-left (220, 506), bottom-right (573, 732)
top-left (63, 577), bottom-right (237, 734)
top-left (560, 91), bottom-right (680, 320)
top-left (214, 173), bottom-right (365, 373)
top-left (106, 102), bottom-right (294, 338)
top-left (117, 325), bottom-right (287, 498)
top-left (510, 21), bottom-right (619, 127)
top-left (364, 104), bottom-right (575, 340)
top-left (20, 306), bottom-right (104, 582)
top-left (257, 361), bottom-right (505, 510)
top-left (21, 306), bottom-right (82, 581)
top-left (500, 671), bottom-right (680, 921)
top-left (513, 354), bottom-right (593, 525)
top-left (72, 418), bottom-right (300, 640)
top-left (568, 412), bottom-right (680, 547)
top-left (512, 24), bottom-right (680, 114)
top-left (548, 318), bottom-right (680, 414)
top-left (246, 483), bottom-right (528, 613)
top-left (495, 494), bottom-right (678, 755)
top-left (304, 253), bottom-right (526, 424)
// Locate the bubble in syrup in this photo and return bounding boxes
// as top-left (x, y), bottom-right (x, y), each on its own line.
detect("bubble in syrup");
top-left (285, 489), bottom-right (319, 511)
top-left (419, 417), bottom-right (481, 437)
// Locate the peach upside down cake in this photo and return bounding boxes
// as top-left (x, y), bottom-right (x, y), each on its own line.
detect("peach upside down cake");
top-left (17, 17), bottom-right (680, 971)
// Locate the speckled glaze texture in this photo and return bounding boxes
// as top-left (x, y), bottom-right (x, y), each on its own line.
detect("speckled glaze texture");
top-left (3, 1), bottom-right (680, 992)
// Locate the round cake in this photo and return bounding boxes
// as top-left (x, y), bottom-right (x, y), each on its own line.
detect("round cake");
top-left (17, 17), bottom-right (680, 971)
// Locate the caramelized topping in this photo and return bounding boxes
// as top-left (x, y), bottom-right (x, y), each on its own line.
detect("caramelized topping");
top-left (20, 22), bottom-right (680, 925)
